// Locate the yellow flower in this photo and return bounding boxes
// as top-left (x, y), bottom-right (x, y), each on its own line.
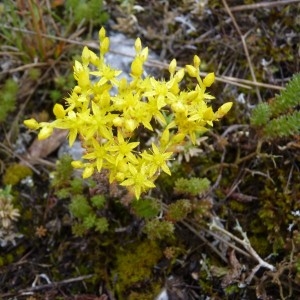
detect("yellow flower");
top-left (141, 143), bottom-right (173, 176)
top-left (54, 110), bottom-right (79, 146)
top-left (108, 130), bottom-right (140, 165)
top-left (121, 163), bottom-right (156, 199)
top-left (82, 138), bottom-right (109, 172)
top-left (23, 27), bottom-right (233, 198)
top-left (73, 61), bottom-right (90, 88)
top-left (90, 64), bottom-right (122, 86)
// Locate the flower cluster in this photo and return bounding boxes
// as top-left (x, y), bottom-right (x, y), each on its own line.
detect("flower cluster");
top-left (24, 28), bottom-right (232, 199)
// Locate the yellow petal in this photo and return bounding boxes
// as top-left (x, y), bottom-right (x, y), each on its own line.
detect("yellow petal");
top-left (203, 107), bottom-right (215, 121)
top-left (68, 129), bottom-right (78, 146)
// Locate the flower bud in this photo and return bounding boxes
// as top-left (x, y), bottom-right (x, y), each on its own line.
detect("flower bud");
top-left (99, 27), bottom-right (106, 41)
top-left (174, 68), bottom-right (185, 82)
top-left (113, 117), bottom-right (124, 127)
top-left (73, 86), bottom-right (81, 94)
top-left (115, 172), bottom-right (125, 182)
top-left (172, 133), bottom-right (185, 144)
top-left (134, 38), bottom-right (142, 53)
top-left (193, 55), bottom-right (201, 68)
top-left (186, 65), bottom-right (198, 77)
top-left (140, 47), bottom-right (148, 62)
top-left (82, 165), bottom-right (94, 179)
top-left (160, 129), bottom-right (170, 147)
top-left (203, 72), bottom-right (215, 87)
top-left (81, 46), bottom-right (90, 65)
top-left (89, 50), bottom-right (99, 65)
top-left (71, 161), bottom-right (83, 168)
top-left (77, 70), bottom-right (90, 88)
top-left (216, 102), bottom-right (233, 118)
top-left (24, 118), bottom-right (39, 130)
top-left (171, 101), bottom-right (185, 113)
top-left (169, 59), bottom-right (177, 75)
top-left (100, 37), bottom-right (110, 54)
top-left (53, 103), bottom-right (65, 119)
top-left (131, 58), bottom-right (143, 77)
top-left (38, 126), bottom-right (53, 140)
top-left (125, 119), bottom-right (136, 132)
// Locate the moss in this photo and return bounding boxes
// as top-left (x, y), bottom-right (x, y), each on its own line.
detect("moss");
top-left (144, 219), bottom-right (174, 240)
top-left (3, 163), bottom-right (33, 186)
top-left (229, 200), bottom-right (248, 213)
top-left (65, 0), bottom-right (108, 26)
top-left (174, 177), bottom-right (210, 196)
top-left (166, 199), bottom-right (192, 222)
top-left (114, 240), bottom-right (163, 295)
top-left (128, 287), bottom-right (162, 300)
top-left (248, 235), bottom-right (271, 257)
top-left (0, 78), bottom-right (18, 122)
top-left (50, 154), bottom-right (74, 189)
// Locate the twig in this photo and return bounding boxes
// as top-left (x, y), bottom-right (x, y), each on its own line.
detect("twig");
top-left (230, 0), bottom-right (300, 12)
top-left (0, 274), bottom-right (94, 298)
top-left (4, 62), bottom-right (49, 74)
top-left (161, 203), bottom-right (228, 263)
top-left (181, 220), bottom-right (228, 263)
top-left (222, 0), bottom-right (262, 102)
top-left (219, 74), bottom-right (284, 90)
top-left (201, 226), bottom-right (251, 259)
top-left (210, 218), bottom-right (276, 277)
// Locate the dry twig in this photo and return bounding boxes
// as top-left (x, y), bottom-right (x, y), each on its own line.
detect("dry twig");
top-left (230, 0), bottom-right (300, 12)
top-left (222, 0), bottom-right (262, 102)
